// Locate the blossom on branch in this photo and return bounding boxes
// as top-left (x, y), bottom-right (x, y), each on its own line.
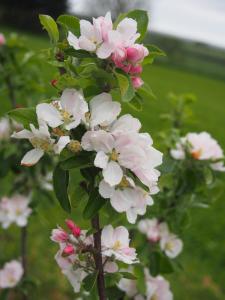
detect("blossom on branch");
top-left (0, 260), bottom-right (23, 289)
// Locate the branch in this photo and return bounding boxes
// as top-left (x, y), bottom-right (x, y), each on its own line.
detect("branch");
top-left (21, 226), bottom-right (28, 300)
top-left (91, 214), bottom-right (106, 300)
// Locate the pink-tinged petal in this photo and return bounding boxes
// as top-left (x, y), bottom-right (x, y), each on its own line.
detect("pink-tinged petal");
top-left (114, 226), bottom-right (129, 247)
top-left (80, 20), bottom-right (95, 39)
top-left (79, 36), bottom-right (96, 52)
top-left (67, 31), bottom-right (80, 49)
top-left (54, 136), bottom-right (70, 154)
top-left (11, 129), bottom-right (33, 139)
top-left (103, 161), bottom-right (123, 186)
top-left (99, 180), bottom-right (114, 198)
top-left (21, 149), bottom-right (44, 166)
top-left (81, 130), bottom-right (114, 153)
top-left (94, 151), bottom-right (109, 168)
top-left (104, 261), bottom-right (118, 273)
top-left (96, 42), bottom-right (115, 59)
top-left (36, 103), bottom-right (63, 128)
top-left (90, 93), bottom-right (121, 127)
top-left (110, 114), bottom-right (141, 135)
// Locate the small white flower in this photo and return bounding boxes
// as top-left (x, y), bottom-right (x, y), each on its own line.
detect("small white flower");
top-left (0, 195), bottom-right (32, 229)
top-left (99, 178), bottom-right (153, 224)
top-left (138, 218), bottom-right (161, 242)
top-left (0, 260), bottom-right (23, 289)
top-left (37, 89), bottom-right (88, 130)
top-left (12, 122), bottom-right (70, 166)
top-left (160, 233), bottom-right (183, 259)
top-left (170, 132), bottom-right (225, 171)
top-left (101, 225), bottom-right (138, 264)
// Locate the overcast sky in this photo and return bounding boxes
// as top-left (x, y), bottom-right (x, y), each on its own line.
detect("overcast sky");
top-left (69, 0), bottom-right (225, 49)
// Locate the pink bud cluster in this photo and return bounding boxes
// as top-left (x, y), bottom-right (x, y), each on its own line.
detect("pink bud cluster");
top-left (112, 44), bottom-right (148, 88)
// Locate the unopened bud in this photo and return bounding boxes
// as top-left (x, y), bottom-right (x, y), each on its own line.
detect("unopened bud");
top-left (51, 79), bottom-right (58, 87)
top-left (63, 244), bottom-right (75, 256)
top-left (68, 140), bottom-right (82, 153)
top-left (72, 226), bottom-right (81, 237)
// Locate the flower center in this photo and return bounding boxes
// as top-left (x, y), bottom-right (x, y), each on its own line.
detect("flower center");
top-left (191, 149), bottom-right (202, 159)
top-left (61, 110), bottom-right (72, 122)
top-left (113, 240), bottom-right (122, 250)
top-left (118, 176), bottom-right (130, 189)
top-left (165, 241), bottom-right (174, 251)
top-left (110, 149), bottom-right (118, 161)
top-left (30, 138), bottom-right (52, 152)
top-left (85, 112), bottom-right (91, 122)
top-left (68, 140), bottom-right (82, 153)
top-left (16, 208), bottom-right (22, 216)
top-left (151, 294), bottom-right (158, 300)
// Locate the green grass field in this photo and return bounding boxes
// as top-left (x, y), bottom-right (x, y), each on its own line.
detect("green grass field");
top-left (1, 29), bottom-right (225, 300)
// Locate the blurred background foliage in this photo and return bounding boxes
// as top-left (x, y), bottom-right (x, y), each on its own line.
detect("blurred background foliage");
top-left (0, 0), bottom-right (225, 299)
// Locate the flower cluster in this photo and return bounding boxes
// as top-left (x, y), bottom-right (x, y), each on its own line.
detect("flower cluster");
top-left (0, 260), bottom-right (23, 289)
top-left (170, 132), bottom-right (225, 171)
top-left (118, 268), bottom-right (173, 300)
top-left (0, 33), bottom-right (5, 46)
top-left (12, 89), bottom-right (162, 224)
top-left (0, 195), bottom-right (32, 229)
top-left (138, 219), bottom-right (183, 258)
top-left (67, 12), bottom-right (148, 88)
top-left (51, 220), bottom-right (138, 293)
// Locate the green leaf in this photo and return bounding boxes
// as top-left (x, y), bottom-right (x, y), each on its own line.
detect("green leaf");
top-left (60, 152), bottom-right (93, 170)
top-left (159, 255), bottom-right (174, 274)
top-left (83, 272), bottom-right (98, 291)
top-left (120, 272), bottom-right (137, 280)
top-left (39, 15), bottom-right (59, 43)
top-left (8, 108), bottom-right (38, 129)
top-left (65, 48), bottom-right (95, 58)
top-left (149, 251), bottom-right (161, 276)
top-left (105, 273), bottom-right (122, 287)
top-left (114, 10), bottom-right (148, 41)
top-left (143, 44), bottom-right (166, 65)
top-left (203, 167), bottom-right (213, 185)
top-left (133, 265), bottom-right (146, 294)
top-left (83, 188), bottom-right (107, 219)
top-left (57, 15), bottom-right (80, 35)
top-left (127, 93), bottom-right (143, 111)
top-left (114, 69), bottom-right (135, 102)
top-left (138, 83), bottom-right (156, 100)
top-left (53, 164), bottom-right (71, 213)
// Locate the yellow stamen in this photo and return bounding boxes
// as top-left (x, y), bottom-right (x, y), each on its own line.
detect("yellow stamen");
top-left (113, 240), bottom-right (121, 250)
top-left (191, 149), bottom-right (202, 159)
top-left (68, 140), bottom-right (82, 153)
top-left (118, 176), bottom-right (130, 188)
top-left (110, 149), bottom-right (118, 161)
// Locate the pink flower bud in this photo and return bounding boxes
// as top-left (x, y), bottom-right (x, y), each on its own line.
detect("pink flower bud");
top-left (131, 77), bottom-right (144, 89)
top-left (127, 45), bottom-right (149, 64)
top-left (51, 227), bottom-right (68, 243)
top-left (65, 219), bottom-right (76, 231)
top-left (130, 65), bottom-right (142, 74)
top-left (112, 47), bottom-right (127, 65)
top-left (63, 244), bottom-right (75, 256)
top-left (0, 34), bottom-right (6, 46)
top-left (121, 64), bottom-right (132, 73)
top-left (72, 226), bottom-right (81, 237)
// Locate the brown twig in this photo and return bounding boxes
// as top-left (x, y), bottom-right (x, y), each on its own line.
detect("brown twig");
top-left (91, 214), bottom-right (106, 300)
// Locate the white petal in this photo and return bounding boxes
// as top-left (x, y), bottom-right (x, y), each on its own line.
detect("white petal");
top-left (94, 151), bottom-right (109, 168)
top-left (67, 31), bottom-right (80, 49)
top-left (114, 226), bottom-right (129, 246)
top-left (99, 180), bottom-right (114, 198)
top-left (96, 42), bottom-right (114, 59)
top-left (11, 129), bottom-right (33, 139)
top-left (21, 149), bottom-right (44, 166)
top-left (90, 93), bottom-right (121, 127)
top-left (104, 261), bottom-right (118, 273)
top-left (127, 209), bottom-right (138, 224)
top-left (80, 20), bottom-right (95, 39)
top-left (110, 114), bottom-right (141, 135)
top-left (103, 161), bottom-right (123, 186)
top-left (79, 36), bottom-right (96, 52)
top-left (117, 18), bottom-right (140, 46)
top-left (36, 103), bottom-right (63, 128)
top-left (101, 225), bottom-right (114, 248)
top-left (110, 189), bottom-right (133, 212)
top-left (54, 136), bottom-right (70, 154)
top-left (81, 130), bottom-right (114, 153)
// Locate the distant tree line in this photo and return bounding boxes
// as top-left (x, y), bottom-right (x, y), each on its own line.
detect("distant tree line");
top-left (0, 0), bottom-right (68, 32)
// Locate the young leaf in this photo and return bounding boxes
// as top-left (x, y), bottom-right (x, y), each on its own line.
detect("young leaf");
top-left (127, 94), bottom-right (143, 111)
top-left (143, 44), bottom-right (166, 65)
top-left (65, 48), bottom-right (95, 58)
top-left (83, 272), bottom-right (98, 291)
top-left (114, 69), bottom-right (135, 102)
top-left (60, 152), bottom-right (93, 170)
top-left (57, 15), bottom-right (80, 35)
top-left (39, 15), bottom-right (59, 43)
top-left (138, 83), bottom-right (156, 100)
top-left (53, 163), bottom-right (71, 213)
top-left (114, 10), bottom-right (149, 42)
top-left (83, 188), bottom-right (107, 219)
top-left (8, 108), bottom-right (38, 129)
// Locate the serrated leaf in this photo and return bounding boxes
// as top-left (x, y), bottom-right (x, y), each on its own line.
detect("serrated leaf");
top-left (127, 94), bottom-right (143, 111)
top-left (53, 163), bottom-right (71, 213)
top-left (143, 44), bottom-right (166, 65)
top-left (8, 108), bottom-right (38, 129)
top-left (83, 272), bottom-right (98, 291)
top-left (114, 69), bottom-right (135, 102)
top-left (39, 14), bottom-right (59, 43)
top-left (57, 15), bottom-right (80, 35)
top-left (83, 188), bottom-right (107, 219)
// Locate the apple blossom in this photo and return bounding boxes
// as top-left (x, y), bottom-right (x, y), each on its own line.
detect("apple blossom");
top-left (0, 33), bottom-right (6, 46)
top-left (51, 227), bottom-right (69, 243)
top-left (160, 233), bottom-right (183, 259)
top-left (101, 225), bottom-right (138, 264)
top-left (11, 122), bottom-right (70, 166)
top-left (131, 76), bottom-right (144, 89)
top-left (0, 260), bottom-right (23, 289)
top-left (65, 219), bottom-right (81, 237)
top-left (170, 132), bottom-right (225, 171)
top-left (138, 218), bottom-right (161, 242)
top-left (118, 276), bottom-right (138, 298)
top-left (0, 195), bottom-right (32, 229)
top-left (37, 88), bottom-right (88, 130)
top-left (99, 178), bottom-right (153, 224)
top-left (67, 12), bottom-right (112, 53)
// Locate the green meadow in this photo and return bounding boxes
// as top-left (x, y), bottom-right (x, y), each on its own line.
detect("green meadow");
top-left (1, 29), bottom-right (225, 300)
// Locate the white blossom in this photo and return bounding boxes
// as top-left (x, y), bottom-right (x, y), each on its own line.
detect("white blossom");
top-left (0, 260), bottom-right (23, 289)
